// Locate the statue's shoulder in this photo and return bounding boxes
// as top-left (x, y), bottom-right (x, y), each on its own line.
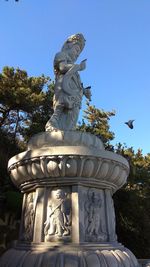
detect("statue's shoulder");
top-left (54, 51), bottom-right (67, 64)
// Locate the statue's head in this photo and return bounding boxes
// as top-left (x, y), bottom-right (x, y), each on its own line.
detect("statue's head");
top-left (61, 33), bottom-right (86, 61)
top-left (62, 33), bottom-right (85, 51)
top-left (53, 189), bottom-right (65, 199)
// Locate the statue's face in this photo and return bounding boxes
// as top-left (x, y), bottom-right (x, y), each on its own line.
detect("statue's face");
top-left (68, 44), bottom-right (81, 62)
top-left (55, 189), bottom-right (63, 199)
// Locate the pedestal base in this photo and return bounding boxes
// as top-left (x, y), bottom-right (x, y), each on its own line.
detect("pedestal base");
top-left (0, 242), bottom-right (139, 267)
top-left (2, 131), bottom-right (139, 267)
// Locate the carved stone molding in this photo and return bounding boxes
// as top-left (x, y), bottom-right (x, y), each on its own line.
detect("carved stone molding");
top-left (8, 131), bottom-right (129, 192)
top-left (8, 151), bottom-right (129, 193)
top-left (0, 244), bottom-right (139, 267)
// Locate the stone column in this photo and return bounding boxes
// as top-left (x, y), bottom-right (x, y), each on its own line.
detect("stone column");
top-left (0, 131), bottom-right (140, 267)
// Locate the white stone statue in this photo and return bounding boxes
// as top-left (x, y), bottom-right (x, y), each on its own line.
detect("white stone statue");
top-left (0, 34), bottom-right (140, 267)
top-left (45, 33), bottom-right (91, 131)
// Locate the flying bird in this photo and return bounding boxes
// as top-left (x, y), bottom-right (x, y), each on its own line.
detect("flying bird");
top-left (125, 120), bottom-right (134, 129)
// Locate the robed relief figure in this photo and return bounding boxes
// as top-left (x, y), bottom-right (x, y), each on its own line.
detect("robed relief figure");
top-left (85, 189), bottom-right (107, 242)
top-left (44, 189), bottom-right (71, 240)
top-left (45, 33), bottom-right (91, 131)
top-left (23, 193), bottom-right (35, 241)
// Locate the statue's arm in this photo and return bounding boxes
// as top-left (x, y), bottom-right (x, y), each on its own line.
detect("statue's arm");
top-left (61, 59), bottom-right (87, 78)
top-left (59, 62), bottom-right (78, 74)
top-left (54, 52), bottom-right (74, 74)
top-left (54, 52), bottom-right (86, 75)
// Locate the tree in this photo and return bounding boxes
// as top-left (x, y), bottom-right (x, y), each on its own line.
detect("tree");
top-left (0, 66), bottom-right (54, 254)
top-left (0, 66), bottom-right (53, 189)
top-left (77, 102), bottom-right (115, 147)
top-left (0, 66), bottom-right (51, 141)
top-left (113, 144), bottom-right (150, 258)
top-left (22, 82), bottom-right (54, 140)
top-left (0, 65), bottom-right (55, 185)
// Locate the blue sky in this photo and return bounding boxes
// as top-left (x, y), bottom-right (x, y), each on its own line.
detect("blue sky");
top-left (0, 0), bottom-right (150, 154)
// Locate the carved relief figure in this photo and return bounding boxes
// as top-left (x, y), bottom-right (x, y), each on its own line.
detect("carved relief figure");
top-left (44, 189), bottom-right (71, 240)
top-left (23, 193), bottom-right (35, 241)
top-left (85, 189), bottom-right (107, 242)
top-left (45, 33), bottom-right (91, 131)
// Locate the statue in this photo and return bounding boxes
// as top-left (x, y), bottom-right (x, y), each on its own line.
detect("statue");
top-left (23, 193), bottom-right (35, 241)
top-left (85, 189), bottom-right (107, 242)
top-left (44, 189), bottom-right (71, 239)
top-left (45, 33), bottom-right (91, 131)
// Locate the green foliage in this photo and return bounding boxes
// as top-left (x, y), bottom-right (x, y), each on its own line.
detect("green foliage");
top-left (0, 129), bottom-right (21, 188)
top-left (0, 67), bottom-right (47, 110)
top-left (114, 188), bottom-right (150, 258)
top-left (0, 66), bottom-right (51, 141)
top-left (113, 144), bottom-right (150, 258)
top-left (0, 66), bottom-right (54, 197)
top-left (22, 82), bottom-right (54, 140)
top-left (77, 102), bottom-right (115, 146)
top-left (115, 143), bottom-right (150, 192)
top-left (5, 191), bottom-right (23, 212)
top-left (0, 66), bottom-right (54, 255)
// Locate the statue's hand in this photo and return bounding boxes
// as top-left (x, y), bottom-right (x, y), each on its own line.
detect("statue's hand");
top-left (84, 86), bottom-right (92, 101)
top-left (79, 59), bottom-right (87, 71)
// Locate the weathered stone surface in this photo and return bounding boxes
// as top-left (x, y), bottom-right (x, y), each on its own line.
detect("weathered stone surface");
top-left (0, 130), bottom-right (140, 267)
top-left (28, 130), bottom-right (104, 150)
top-left (0, 244), bottom-right (139, 267)
top-left (0, 32), bottom-right (140, 266)
top-left (8, 132), bottom-right (129, 193)
top-left (45, 33), bottom-right (91, 132)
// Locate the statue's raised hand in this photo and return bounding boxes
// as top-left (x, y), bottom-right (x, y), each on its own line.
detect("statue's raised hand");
top-left (84, 86), bottom-right (92, 101)
top-left (79, 59), bottom-right (87, 71)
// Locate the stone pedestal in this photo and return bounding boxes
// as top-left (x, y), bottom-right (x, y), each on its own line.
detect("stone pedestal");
top-left (0, 131), bottom-right (140, 267)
